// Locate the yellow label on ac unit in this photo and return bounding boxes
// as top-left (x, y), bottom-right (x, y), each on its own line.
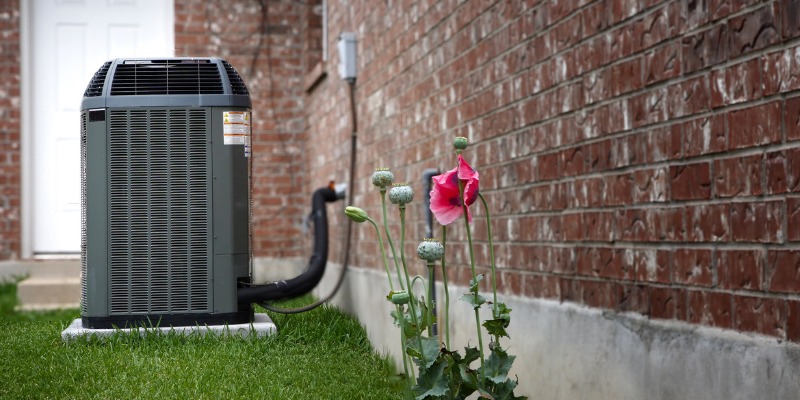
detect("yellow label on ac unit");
top-left (223, 111), bottom-right (250, 145)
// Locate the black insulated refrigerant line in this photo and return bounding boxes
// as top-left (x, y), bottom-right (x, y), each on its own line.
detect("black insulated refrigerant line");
top-left (237, 186), bottom-right (341, 304)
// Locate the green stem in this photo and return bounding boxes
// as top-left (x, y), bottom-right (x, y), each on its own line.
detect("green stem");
top-left (478, 193), bottom-right (499, 345)
top-left (380, 190), bottom-right (405, 290)
top-left (426, 261), bottom-right (436, 338)
top-left (395, 304), bottom-right (412, 388)
top-left (399, 206), bottom-right (426, 368)
top-left (458, 181), bottom-right (485, 381)
top-left (367, 217), bottom-right (394, 292)
top-left (440, 225), bottom-right (450, 349)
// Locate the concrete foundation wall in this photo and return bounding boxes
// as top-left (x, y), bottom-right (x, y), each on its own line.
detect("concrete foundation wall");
top-left (317, 264), bottom-right (800, 399)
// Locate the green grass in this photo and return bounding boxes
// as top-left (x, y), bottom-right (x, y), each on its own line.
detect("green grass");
top-left (0, 280), bottom-right (406, 399)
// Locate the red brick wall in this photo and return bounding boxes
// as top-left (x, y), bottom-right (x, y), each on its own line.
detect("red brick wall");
top-left (308, 0), bottom-right (800, 342)
top-left (175, 0), bottom-right (311, 258)
top-left (0, 0), bottom-right (20, 260)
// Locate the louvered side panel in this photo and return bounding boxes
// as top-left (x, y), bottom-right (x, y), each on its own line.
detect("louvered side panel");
top-left (80, 111), bottom-right (88, 314)
top-left (108, 109), bottom-right (210, 315)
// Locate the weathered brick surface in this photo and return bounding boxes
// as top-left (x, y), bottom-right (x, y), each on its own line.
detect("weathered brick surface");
top-left (2, 0), bottom-right (799, 342)
top-left (0, 1), bottom-right (20, 260)
top-left (302, 0), bottom-right (800, 344)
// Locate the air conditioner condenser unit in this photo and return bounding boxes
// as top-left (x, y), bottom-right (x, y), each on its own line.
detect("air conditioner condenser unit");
top-left (79, 58), bottom-right (253, 329)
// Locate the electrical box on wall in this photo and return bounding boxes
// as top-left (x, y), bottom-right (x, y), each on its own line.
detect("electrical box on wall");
top-left (338, 32), bottom-right (357, 81)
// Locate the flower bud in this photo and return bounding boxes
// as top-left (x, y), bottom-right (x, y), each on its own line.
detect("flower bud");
top-left (344, 206), bottom-right (369, 223)
top-left (453, 137), bottom-right (469, 151)
top-left (417, 238), bottom-right (444, 262)
top-left (387, 290), bottom-right (411, 305)
top-left (371, 168), bottom-right (394, 189)
top-left (388, 184), bottom-right (413, 206)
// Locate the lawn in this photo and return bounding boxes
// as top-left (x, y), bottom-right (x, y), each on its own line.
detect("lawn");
top-left (0, 280), bottom-right (406, 399)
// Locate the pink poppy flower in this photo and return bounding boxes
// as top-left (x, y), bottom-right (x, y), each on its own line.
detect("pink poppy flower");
top-left (430, 155), bottom-right (480, 225)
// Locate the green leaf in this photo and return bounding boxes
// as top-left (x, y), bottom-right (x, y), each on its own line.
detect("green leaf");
top-left (458, 363), bottom-right (479, 393)
top-left (493, 302), bottom-right (512, 324)
top-left (406, 336), bottom-right (441, 371)
top-left (413, 361), bottom-right (448, 400)
top-left (482, 318), bottom-right (509, 338)
top-left (469, 274), bottom-right (485, 293)
top-left (460, 293), bottom-right (487, 309)
top-left (481, 346), bottom-right (515, 384)
top-left (489, 378), bottom-right (527, 400)
top-left (463, 346), bottom-right (481, 364)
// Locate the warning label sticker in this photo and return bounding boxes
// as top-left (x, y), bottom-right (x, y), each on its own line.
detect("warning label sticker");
top-left (223, 111), bottom-right (251, 145)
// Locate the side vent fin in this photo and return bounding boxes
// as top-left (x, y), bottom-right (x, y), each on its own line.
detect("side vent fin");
top-left (83, 61), bottom-right (112, 97)
top-left (221, 60), bottom-right (249, 95)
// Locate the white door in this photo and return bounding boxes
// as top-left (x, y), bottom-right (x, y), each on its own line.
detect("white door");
top-left (30, 0), bottom-right (174, 254)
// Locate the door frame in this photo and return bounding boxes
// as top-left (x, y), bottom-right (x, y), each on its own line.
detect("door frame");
top-left (19, 1), bottom-right (175, 259)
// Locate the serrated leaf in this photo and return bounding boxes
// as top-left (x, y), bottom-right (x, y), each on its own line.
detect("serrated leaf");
top-left (460, 293), bottom-right (487, 309)
top-left (483, 318), bottom-right (510, 338)
top-left (481, 346), bottom-right (515, 384)
top-left (469, 274), bottom-right (485, 293)
top-left (463, 346), bottom-right (481, 364)
top-left (406, 336), bottom-right (441, 370)
top-left (493, 302), bottom-right (512, 324)
top-left (458, 363), bottom-right (479, 393)
top-left (489, 378), bottom-right (527, 400)
top-left (413, 361), bottom-right (449, 400)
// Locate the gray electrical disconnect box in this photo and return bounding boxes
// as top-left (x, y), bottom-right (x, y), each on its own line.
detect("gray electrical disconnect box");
top-left (80, 58), bottom-right (252, 328)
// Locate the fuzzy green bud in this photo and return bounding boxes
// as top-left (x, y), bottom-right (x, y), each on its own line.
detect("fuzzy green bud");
top-left (371, 168), bottom-right (394, 189)
top-left (388, 183), bottom-right (413, 206)
top-left (387, 290), bottom-right (411, 305)
top-left (344, 206), bottom-right (369, 223)
top-left (453, 137), bottom-right (469, 151)
top-left (417, 238), bottom-right (444, 262)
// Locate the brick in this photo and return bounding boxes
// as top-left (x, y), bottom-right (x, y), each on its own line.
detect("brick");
top-left (766, 250), bottom-right (800, 292)
top-left (687, 290), bottom-right (733, 329)
top-left (644, 124), bottom-right (682, 163)
top-left (604, 173), bottom-right (634, 206)
top-left (733, 296), bottom-right (786, 338)
top-left (560, 146), bottom-right (587, 177)
top-left (682, 24), bottom-right (727, 74)
top-left (786, 95), bottom-right (800, 140)
top-left (730, 201), bottom-right (784, 243)
top-left (632, 248), bottom-right (671, 283)
top-left (788, 301), bottom-right (800, 342)
top-left (650, 287), bottom-right (686, 320)
top-left (633, 167), bottom-right (669, 203)
top-left (652, 206), bottom-right (685, 242)
top-left (783, 0), bottom-right (800, 39)
top-left (585, 212), bottom-right (616, 242)
top-left (670, 162), bottom-right (711, 200)
top-left (787, 198), bottom-right (800, 241)
top-left (725, 58), bottom-right (763, 104)
top-left (716, 249), bottom-right (764, 290)
top-left (683, 114), bottom-right (726, 157)
top-left (686, 203), bottom-right (729, 242)
top-left (580, 280), bottom-right (619, 309)
top-left (618, 284), bottom-right (650, 315)
top-left (713, 154), bottom-right (763, 198)
top-left (643, 41), bottom-right (681, 85)
top-left (573, 177), bottom-right (605, 208)
top-left (766, 151), bottom-right (789, 194)
top-left (668, 76), bottom-right (710, 119)
top-left (682, 0), bottom-right (709, 31)
top-left (728, 101), bottom-right (782, 149)
top-left (673, 248), bottom-right (714, 287)
top-left (576, 247), bottom-right (625, 279)
top-left (527, 274), bottom-right (560, 299)
top-left (728, 4), bottom-right (781, 59)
